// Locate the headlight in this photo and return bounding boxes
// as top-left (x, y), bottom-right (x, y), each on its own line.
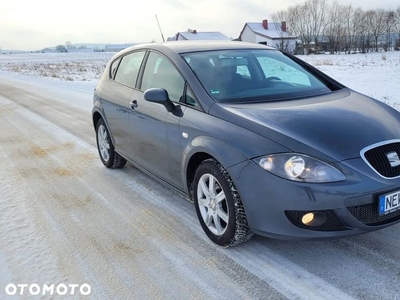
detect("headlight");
top-left (255, 154), bottom-right (345, 183)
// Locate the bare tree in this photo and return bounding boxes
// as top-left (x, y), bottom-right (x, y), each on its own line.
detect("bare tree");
top-left (367, 9), bottom-right (387, 52)
top-left (56, 45), bottom-right (68, 53)
top-left (307, 0), bottom-right (327, 50)
top-left (342, 4), bottom-right (354, 53)
top-left (287, 4), bottom-right (313, 54)
top-left (280, 0), bottom-right (398, 54)
top-left (285, 0), bottom-right (327, 54)
top-left (324, 1), bottom-right (347, 53)
top-left (352, 9), bottom-right (373, 53)
top-left (271, 10), bottom-right (295, 53)
top-left (384, 11), bottom-right (396, 51)
top-left (394, 6), bottom-right (400, 49)
top-left (65, 41), bottom-right (76, 50)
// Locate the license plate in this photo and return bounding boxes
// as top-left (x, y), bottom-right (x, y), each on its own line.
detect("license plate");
top-left (379, 190), bottom-right (400, 215)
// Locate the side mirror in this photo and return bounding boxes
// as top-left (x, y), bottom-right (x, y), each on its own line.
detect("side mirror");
top-left (144, 88), bottom-right (175, 112)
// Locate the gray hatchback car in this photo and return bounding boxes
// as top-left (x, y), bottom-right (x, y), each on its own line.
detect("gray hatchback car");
top-left (92, 41), bottom-right (400, 247)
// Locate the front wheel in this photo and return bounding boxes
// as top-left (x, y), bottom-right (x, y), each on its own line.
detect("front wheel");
top-left (193, 159), bottom-right (253, 247)
top-left (96, 118), bottom-right (126, 169)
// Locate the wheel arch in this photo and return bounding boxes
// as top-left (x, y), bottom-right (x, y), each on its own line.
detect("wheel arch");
top-left (183, 136), bottom-right (247, 195)
top-left (92, 110), bottom-right (103, 130)
top-left (92, 108), bottom-right (118, 149)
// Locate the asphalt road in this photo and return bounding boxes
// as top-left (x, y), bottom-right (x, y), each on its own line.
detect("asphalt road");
top-left (1, 74), bottom-right (400, 300)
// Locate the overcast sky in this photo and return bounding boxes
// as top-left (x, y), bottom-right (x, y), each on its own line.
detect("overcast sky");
top-left (0, 0), bottom-right (399, 50)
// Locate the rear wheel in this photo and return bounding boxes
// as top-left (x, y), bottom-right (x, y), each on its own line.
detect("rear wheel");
top-left (193, 159), bottom-right (253, 247)
top-left (96, 118), bottom-right (126, 169)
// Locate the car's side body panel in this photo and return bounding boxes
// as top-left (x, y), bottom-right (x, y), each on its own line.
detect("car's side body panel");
top-left (127, 88), bottom-right (186, 188)
top-left (99, 81), bottom-right (134, 158)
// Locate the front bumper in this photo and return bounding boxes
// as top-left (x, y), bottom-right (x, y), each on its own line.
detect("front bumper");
top-left (227, 157), bottom-right (400, 240)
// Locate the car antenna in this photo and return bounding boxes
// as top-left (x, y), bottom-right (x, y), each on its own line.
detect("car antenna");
top-left (155, 14), bottom-right (165, 42)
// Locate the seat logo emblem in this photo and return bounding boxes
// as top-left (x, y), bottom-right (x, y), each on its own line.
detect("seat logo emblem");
top-left (387, 152), bottom-right (400, 167)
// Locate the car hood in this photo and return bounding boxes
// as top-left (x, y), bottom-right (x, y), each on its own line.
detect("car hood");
top-left (212, 89), bottom-right (400, 162)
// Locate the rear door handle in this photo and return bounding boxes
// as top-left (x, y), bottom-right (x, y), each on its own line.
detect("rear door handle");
top-left (130, 100), bottom-right (138, 110)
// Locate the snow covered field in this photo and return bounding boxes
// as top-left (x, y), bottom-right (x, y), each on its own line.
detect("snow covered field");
top-left (300, 52), bottom-right (400, 110)
top-left (1, 49), bottom-right (400, 299)
top-left (0, 52), bottom-right (113, 82)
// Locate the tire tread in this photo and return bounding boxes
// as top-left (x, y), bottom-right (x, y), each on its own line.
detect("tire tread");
top-left (195, 159), bottom-right (253, 247)
top-left (96, 118), bottom-right (127, 169)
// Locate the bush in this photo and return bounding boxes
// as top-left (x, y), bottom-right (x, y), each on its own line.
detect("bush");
top-left (56, 45), bottom-right (68, 53)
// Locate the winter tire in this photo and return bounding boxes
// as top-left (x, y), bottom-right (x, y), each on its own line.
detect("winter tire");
top-left (193, 159), bottom-right (253, 247)
top-left (96, 118), bottom-right (127, 169)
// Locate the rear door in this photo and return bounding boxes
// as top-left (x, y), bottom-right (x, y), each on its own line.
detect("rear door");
top-left (100, 51), bottom-right (146, 158)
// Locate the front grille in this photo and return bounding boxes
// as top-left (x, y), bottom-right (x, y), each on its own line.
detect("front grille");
top-left (285, 210), bottom-right (347, 231)
top-left (347, 203), bottom-right (400, 225)
top-left (363, 142), bottom-right (400, 178)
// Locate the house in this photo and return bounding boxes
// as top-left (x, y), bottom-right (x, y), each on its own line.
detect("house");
top-left (238, 20), bottom-right (297, 53)
top-left (171, 30), bottom-right (230, 41)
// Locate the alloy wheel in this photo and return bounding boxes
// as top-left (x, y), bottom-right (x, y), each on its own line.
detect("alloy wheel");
top-left (197, 173), bottom-right (229, 236)
top-left (97, 124), bottom-right (110, 162)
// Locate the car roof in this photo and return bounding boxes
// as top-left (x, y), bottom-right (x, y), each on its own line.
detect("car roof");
top-left (120, 41), bottom-right (276, 56)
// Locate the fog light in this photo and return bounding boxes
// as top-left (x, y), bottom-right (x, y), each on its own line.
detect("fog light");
top-left (301, 212), bottom-right (328, 227)
top-left (302, 213), bottom-right (315, 225)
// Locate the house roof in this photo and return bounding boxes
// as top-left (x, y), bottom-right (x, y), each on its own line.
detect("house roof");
top-left (241, 22), bottom-right (294, 39)
top-left (177, 31), bottom-right (230, 41)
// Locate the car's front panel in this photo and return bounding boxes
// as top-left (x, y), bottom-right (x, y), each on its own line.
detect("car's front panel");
top-left (227, 155), bottom-right (400, 240)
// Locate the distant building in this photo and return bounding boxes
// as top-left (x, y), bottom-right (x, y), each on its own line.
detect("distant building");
top-left (68, 48), bottom-right (97, 53)
top-left (104, 44), bottom-right (137, 52)
top-left (170, 30), bottom-right (230, 41)
top-left (238, 20), bottom-right (297, 53)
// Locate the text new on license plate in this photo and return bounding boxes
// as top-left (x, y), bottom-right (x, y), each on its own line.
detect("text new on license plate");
top-left (379, 190), bottom-right (400, 215)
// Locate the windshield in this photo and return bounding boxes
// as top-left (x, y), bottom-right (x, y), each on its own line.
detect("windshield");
top-left (182, 49), bottom-right (334, 103)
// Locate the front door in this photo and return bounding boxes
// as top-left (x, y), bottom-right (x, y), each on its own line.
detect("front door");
top-left (128, 51), bottom-right (186, 188)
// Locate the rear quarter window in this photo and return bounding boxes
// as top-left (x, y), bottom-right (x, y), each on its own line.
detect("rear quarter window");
top-left (110, 58), bottom-right (121, 79)
top-left (114, 51), bottom-right (146, 88)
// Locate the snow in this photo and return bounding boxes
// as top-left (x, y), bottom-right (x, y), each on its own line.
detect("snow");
top-left (0, 52), bottom-right (113, 83)
top-left (299, 52), bottom-right (400, 110)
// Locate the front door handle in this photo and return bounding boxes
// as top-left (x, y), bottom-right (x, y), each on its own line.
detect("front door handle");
top-left (130, 100), bottom-right (138, 110)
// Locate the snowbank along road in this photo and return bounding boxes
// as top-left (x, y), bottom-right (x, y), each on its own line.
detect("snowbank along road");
top-left (1, 53), bottom-right (400, 299)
